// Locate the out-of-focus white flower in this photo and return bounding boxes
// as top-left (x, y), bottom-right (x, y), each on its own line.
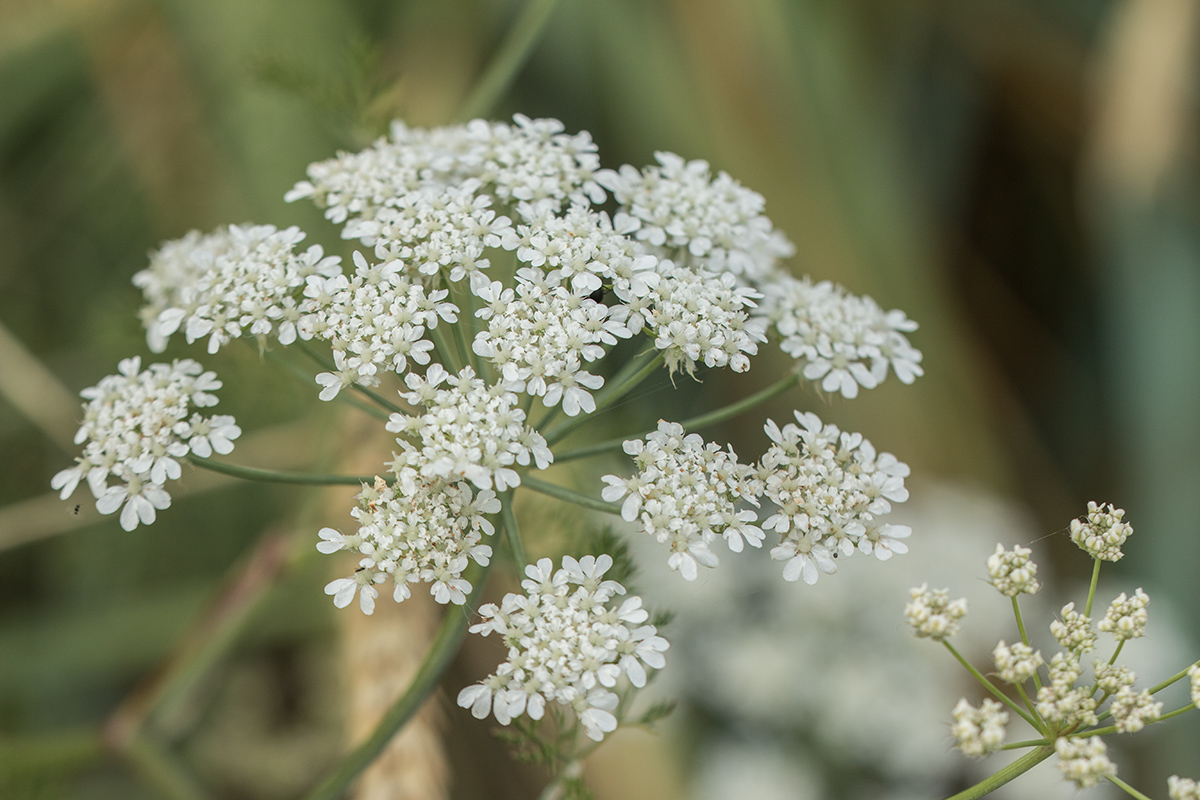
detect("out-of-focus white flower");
top-left (987, 543), bottom-right (1041, 597)
top-left (1098, 589), bottom-right (1150, 642)
top-left (1050, 602), bottom-right (1097, 653)
top-left (993, 640), bottom-right (1043, 684)
top-left (950, 697), bottom-right (1008, 756)
top-left (1056, 736), bottom-right (1116, 788)
top-left (1170, 775), bottom-right (1200, 800)
top-left (904, 584), bottom-right (968, 640)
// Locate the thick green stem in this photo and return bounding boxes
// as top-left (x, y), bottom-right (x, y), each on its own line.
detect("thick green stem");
top-left (301, 562), bottom-right (491, 800)
top-left (520, 474), bottom-right (623, 516)
top-left (943, 640), bottom-right (1040, 730)
top-left (942, 745), bottom-right (1055, 800)
top-left (454, 0), bottom-right (564, 121)
top-left (554, 371), bottom-right (800, 462)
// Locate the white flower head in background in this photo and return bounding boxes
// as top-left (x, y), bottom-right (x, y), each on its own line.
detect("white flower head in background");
top-left (51, 357), bottom-right (240, 531)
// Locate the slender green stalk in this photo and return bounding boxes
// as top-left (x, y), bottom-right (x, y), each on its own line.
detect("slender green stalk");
top-left (1011, 597), bottom-right (1041, 692)
top-left (943, 640), bottom-right (1040, 730)
top-left (1015, 683), bottom-right (1042, 727)
top-left (1148, 660), bottom-right (1198, 695)
top-left (123, 734), bottom-right (212, 800)
top-left (942, 745), bottom-right (1055, 800)
top-left (543, 350), bottom-right (664, 446)
top-left (454, 0), bottom-right (564, 122)
top-left (1107, 774), bottom-right (1153, 800)
top-left (1151, 703), bottom-right (1199, 724)
top-left (520, 474), bottom-right (623, 516)
top-left (302, 563), bottom-right (491, 800)
top-left (554, 371), bottom-right (799, 462)
top-left (188, 454), bottom-right (367, 486)
top-left (1084, 558), bottom-right (1102, 617)
top-left (1000, 738), bottom-right (1050, 749)
top-left (266, 347), bottom-right (389, 420)
top-left (427, 322), bottom-right (464, 374)
top-left (499, 489), bottom-right (527, 572)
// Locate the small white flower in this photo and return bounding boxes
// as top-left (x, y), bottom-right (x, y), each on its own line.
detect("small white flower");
top-left (1050, 603), bottom-right (1097, 653)
top-left (1055, 736), bottom-right (1116, 789)
top-left (1109, 687), bottom-right (1161, 733)
top-left (458, 555), bottom-right (668, 742)
top-left (904, 584), bottom-right (967, 640)
top-left (992, 640), bottom-right (1043, 684)
top-left (1069, 501), bottom-right (1132, 561)
top-left (1169, 775), bottom-right (1200, 800)
top-left (950, 698), bottom-right (1008, 756)
top-left (986, 543), bottom-right (1041, 597)
top-left (1098, 588), bottom-right (1150, 642)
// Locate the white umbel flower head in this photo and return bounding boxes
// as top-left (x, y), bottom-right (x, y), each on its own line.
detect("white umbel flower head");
top-left (1170, 775), bottom-right (1200, 800)
top-left (1188, 663), bottom-right (1200, 708)
top-left (756, 273), bottom-right (922, 397)
top-left (457, 555), bottom-right (668, 741)
top-left (319, 472), bottom-right (499, 612)
top-left (986, 543), bottom-right (1041, 597)
top-left (50, 357), bottom-right (240, 531)
top-left (904, 584), bottom-right (967, 641)
top-left (1055, 736), bottom-right (1116, 788)
top-left (760, 411), bottom-right (910, 583)
top-left (1050, 603), bottom-right (1097, 653)
top-left (1098, 588), bottom-right (1150, 642)
top-left (950, 698), bottom-right (1008, 756)
top-left (595, 150), bottom-right (795, 285)
top-left (301, 250), bottom-right (457, 399)
top-left (1036, 652), bottom-right (1097, 727)
top-left (1069, 501), bottom-right (1132, 561)
top-left (601, 421), bottom-right (763, 581)
top-left (1110, 687), bottom-right (1162, 733)
top-left (472, 267), bottom-right (632, 415)
top-left (1093, 663), bottom-right (1136, 695)
top-left (992, 640), bottom-right (1043, 684)
top-left (386, 365), bottom-right (551, 491)
top-left (133, 224), bottom-right (341, 353)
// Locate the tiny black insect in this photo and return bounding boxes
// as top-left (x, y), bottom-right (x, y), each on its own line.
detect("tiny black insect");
top-left (73, 504), bottom-right (81, 515)
top-left (355, 566), bottom-right (366, 573)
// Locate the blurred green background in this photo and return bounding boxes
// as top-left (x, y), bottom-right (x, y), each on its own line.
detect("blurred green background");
top-left (2, 0), bottom-right (1198, 797)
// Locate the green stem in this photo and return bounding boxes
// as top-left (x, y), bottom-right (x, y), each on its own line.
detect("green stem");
top-left (520, 474), bottom-right (623, 516)
top-left (1084, 558), bottom-right (1102, 617)
top-left (427, 322), bottom-right (463, 375)
top-left (499, 490), bottom-right (527, 572)
top-left (0, 728), bottom-right (105, 777)
top-left (942, 745), bottom-right (1055, 800)
top-left (188, 455), bottom-right (368, 486)
top-left (1152, 703), bottom-right (1199, 724)
top-left (123, 734), bottom-right (212, 800)
top-left (1148, 659), bottom-right (1199, 695)
top-left (267, 346), bottom-right (390, 420)
top-left (302, 562), bottom-right (491, 800)
top-left (1015, 683), bottom-right (1043, 727)
top-left (543, 350), bottom-right (664, 446)
top-left (454, 0), bottom-right (564, 121)
top-left (1107, 774), bottom-right (1153, 800)
top-left (943, 641), bottom-right (1040, 730)
top-left (1000, 738), bottom-right (1050, 749)
top-left (1011, 597), bottom-right (1041, 693)
top-left (554, 371), bottom-right (799, 462)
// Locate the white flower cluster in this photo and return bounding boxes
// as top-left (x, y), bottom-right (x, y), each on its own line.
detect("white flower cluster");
top-left (761, 411), bottom-right (911, 584)
top-left (1094, 663), bottom-right (1136, 695)
top-left (950, 698), bottom-right (1008, 757)
top-left (903, 584), bottom-right (968, 641)
top-left (318, 473), bottom-right (499, 613)
top-left (986, 543), bottom-right (1041, 597)
top-left (601, 421), bottom-right (763, 581)
top-left (1050, 602), bottom-right (1097, 653)
top-left (1098, 589), bottom-right (1149, 642)
top-left (1171, 775), bottom-right (1200, 800)
top-left (287, 115), bottom-right (604, 245)
top-left (1055, 736), bottom-right (1116, 788)
top-left (756, 275), bottom-right (923, 398)
top-left (1109, 687), bottom-right (1161, 733)
top-left (1069, 501), bottom-right (1133, 561)
top-left (472, 268), bottom-right (633, 415)
top-left (1035, 652), bottom-right (1097, 727)
top-left (627, 263), bottom-right (765, 376)
top-left (992, 640), bottom-right (1043, 684)
top-left (457, 555), bottom-right (668, 741)
top-left (386, 365), bottom-right (551, 491)
top-left (51, 357), bottom-right (240, 531)
top-left (596, 151), bottom-right (795, 284)
top-left (1190, 663), bottom-right (1200, 708)
top-left (133, 224), bottom-right (341, 354)
top-left (303, 251), bottom-right (458, 400)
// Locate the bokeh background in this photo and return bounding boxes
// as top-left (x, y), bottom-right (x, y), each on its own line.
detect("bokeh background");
top-left (2, 0), bottom-right (1198, 798)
